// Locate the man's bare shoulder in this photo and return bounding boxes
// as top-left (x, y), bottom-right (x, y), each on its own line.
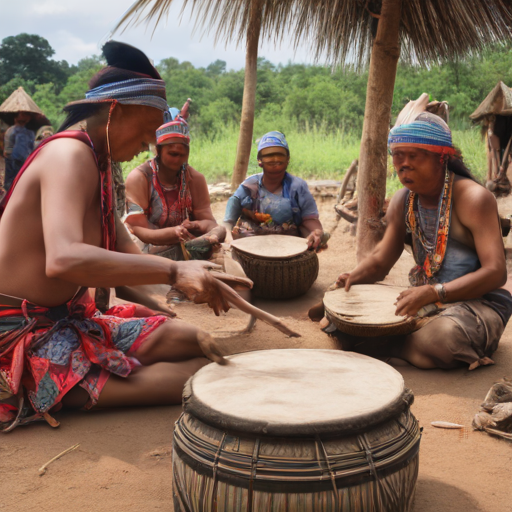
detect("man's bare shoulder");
top-left (33, 137), bottom-right (97, 178)
top-left (453, 176), bottom-right (496, 209)
top-left (385, 188), bottom-right (408, 222)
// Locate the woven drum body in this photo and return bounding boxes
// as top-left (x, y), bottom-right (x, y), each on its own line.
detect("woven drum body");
top-left (231, 236), bottom-right (319, 299)
top-left (172, 349), bottom-right (421, 512)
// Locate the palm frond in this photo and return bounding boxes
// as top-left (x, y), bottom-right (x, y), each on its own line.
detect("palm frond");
top-left (113, 0), bottom-right (512, 67)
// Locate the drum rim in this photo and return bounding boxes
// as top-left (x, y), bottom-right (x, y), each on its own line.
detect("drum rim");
top-left (184, 387), bottom-right (414, 437)
top-left (231, 235), bottom-right (308, 259)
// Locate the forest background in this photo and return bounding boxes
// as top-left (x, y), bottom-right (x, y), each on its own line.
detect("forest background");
top-left (0, 33), bottom-right (506, 192)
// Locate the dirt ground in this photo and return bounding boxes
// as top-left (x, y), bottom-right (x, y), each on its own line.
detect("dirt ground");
top-left (2, 195), bottom-right (512, 512)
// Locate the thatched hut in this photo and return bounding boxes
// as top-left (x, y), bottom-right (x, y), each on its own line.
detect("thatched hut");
top-left (470, 81), bottom-right (512, 196)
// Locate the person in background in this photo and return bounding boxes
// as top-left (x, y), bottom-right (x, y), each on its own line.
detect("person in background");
top-left (3, 111), bottom-right (35, 191)
top-left (223, 131), bottom-right (327, 251)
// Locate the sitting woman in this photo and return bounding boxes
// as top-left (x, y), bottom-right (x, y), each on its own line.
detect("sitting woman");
top-left (124, 108), bottom-right (225, 261)
top-left (224, 131), bottom-right (326, 250)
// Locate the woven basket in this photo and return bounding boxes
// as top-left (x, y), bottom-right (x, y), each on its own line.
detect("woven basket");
top-left (232, 248), bottom-right (319, 300)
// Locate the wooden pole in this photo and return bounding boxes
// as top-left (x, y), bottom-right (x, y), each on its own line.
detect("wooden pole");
top-left (355, 0), bottom-right (402, 262)
top-left (230, 0), bottom-right (262, 192)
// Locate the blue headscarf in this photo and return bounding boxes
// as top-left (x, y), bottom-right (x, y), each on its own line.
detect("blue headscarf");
top-left (257, 131), bottom-right (289, 156)
top-left (388, 113), bottom-right (455, 156)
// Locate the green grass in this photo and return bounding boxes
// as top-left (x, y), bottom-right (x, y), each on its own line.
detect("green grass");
top-left (121, 124), bottom-right (488, 198)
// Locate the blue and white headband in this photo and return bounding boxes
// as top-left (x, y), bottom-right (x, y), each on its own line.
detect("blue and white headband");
top-left (85, 78), bottom-right (168, 112)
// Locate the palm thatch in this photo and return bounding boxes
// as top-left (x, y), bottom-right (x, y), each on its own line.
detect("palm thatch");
top-left (470, 81), bottom-right (512, 122)
top-left (114, 0), bottom-right (512, 67)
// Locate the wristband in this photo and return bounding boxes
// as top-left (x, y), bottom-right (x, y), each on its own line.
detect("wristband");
top-left (433, 283), bottom-right (447, 302)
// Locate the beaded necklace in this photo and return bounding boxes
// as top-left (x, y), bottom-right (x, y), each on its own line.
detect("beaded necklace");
top-left (405, 169), bottom-right (454, 286)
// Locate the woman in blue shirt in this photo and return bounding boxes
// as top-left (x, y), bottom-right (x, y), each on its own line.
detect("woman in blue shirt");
top-left (224, 131), bottom-right (325, 250)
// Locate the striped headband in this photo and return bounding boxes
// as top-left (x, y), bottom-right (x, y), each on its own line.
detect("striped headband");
top-left (85, 78), bottom-right (168, 112)
top-left (388, 112), bottom-right (456, 155)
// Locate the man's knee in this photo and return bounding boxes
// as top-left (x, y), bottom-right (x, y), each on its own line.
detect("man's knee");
top-left (409, 317), bottom-right (463, 366)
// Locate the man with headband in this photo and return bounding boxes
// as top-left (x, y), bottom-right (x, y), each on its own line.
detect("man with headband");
top-left (224, 131), bottom-right (326, 250)
top-left (316, 106), bottom-right (512, 370)
top-left (0, 42), bottom-right (228, 432)
top-left (124, 101), bottom-right (226, 261)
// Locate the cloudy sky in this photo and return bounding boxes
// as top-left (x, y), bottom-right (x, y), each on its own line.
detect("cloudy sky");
top-left (0, 0), bottom-right (320, 70)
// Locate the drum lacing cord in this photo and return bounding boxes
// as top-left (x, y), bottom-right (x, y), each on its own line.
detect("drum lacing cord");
top-left (247, 438), bottom-right (261, 512)
top-left (315, 436), bottom-right (340, 510)
top-left (210, 432), bottom-right (226, 512)
top-left (358, 433), bottom-right (384, 509)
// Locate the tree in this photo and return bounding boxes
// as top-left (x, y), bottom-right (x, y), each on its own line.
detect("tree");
top-left (0, 34), bottom-right (72, 89)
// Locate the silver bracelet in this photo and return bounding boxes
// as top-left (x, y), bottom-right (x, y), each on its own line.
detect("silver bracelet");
top-left (433, 283), bottom-right (447, 302)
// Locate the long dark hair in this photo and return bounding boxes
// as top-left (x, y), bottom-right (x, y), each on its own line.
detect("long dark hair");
top-left (447, 156), bottom-right (479, 183)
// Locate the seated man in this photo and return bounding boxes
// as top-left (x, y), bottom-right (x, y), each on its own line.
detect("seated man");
top-left (0, 42), bottom-right (228, 432)
top-left (124, 109), bottom-right (225, 261)
top-left (318, 111), bottom-right (512, 370)
top-left (223, 131), bottom-right (327, 250)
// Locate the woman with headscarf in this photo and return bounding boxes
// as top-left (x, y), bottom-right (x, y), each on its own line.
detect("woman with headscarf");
top-left (224, 131), bottom-right (326, 251)
top-left (124, 104), bottom-right (226, 261)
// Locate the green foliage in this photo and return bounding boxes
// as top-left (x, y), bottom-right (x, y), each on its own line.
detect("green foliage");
top-left (0, 33), bottom-right (505, 188)
top-left (0, 34), bottom-right (72, 90)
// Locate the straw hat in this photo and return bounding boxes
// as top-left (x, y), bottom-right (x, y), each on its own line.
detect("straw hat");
top-left (0, 87), bottom-right (51, 130)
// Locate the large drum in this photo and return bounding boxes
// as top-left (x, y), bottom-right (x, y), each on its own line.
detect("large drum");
top-left (324, 284), bottom-right (418, 337)
top-left (172, 349), bottom-right (421, 511)
top-left (231, 235), bottom-right (319, 300)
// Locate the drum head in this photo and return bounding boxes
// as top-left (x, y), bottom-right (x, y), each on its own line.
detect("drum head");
top-left (184, 349), bottom-right (409, 437)
top-left (323, 284), bottom-right (416, 336)
top-left (231, 235), bottom-right (308, 259)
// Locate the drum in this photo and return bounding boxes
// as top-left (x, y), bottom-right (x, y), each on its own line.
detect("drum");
top-left (172, 349), bottom-right (421, 511)
top-left (231, 235), bottom-right (319, 299)
top-left (324, 284), bottom-right (418, 337)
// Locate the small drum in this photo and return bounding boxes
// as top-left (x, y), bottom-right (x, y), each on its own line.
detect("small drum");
top-left (172, 349), bottom-right (421, 511)
top-left (324, 284), bottom-right (418, 337)
top-left (231, 235), bottom-right (319, 299)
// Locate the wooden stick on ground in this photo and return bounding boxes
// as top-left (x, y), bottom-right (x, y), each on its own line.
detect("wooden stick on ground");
top-left (39, 443), bottom-right (80, 476)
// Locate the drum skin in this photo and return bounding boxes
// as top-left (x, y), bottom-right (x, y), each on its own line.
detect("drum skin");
top-left (172, 350), bottom-right (421, 512)
top-left (233, 249), bottom-right (319, 300)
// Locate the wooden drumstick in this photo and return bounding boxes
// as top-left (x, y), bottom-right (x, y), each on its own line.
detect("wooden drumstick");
top-left (213, 279), bottom-right (301, 338)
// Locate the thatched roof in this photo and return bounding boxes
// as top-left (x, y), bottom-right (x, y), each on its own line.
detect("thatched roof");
top-left (114, 0), bottom-right (512, 67)
top-left (0, 87), bottom-right (50, 129)
top-left (470, 81), bottom-right (512, 122)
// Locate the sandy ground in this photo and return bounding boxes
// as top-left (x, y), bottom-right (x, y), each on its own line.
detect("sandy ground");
top-left (2, 195), bottom-right (512, 511)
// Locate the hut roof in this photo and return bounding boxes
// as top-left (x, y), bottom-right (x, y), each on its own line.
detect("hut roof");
top-left (0, 87), bottom-right (50, 129)
top-left (114, 0), bottom-right (512, 67)
top-left (470, 81), bottom-right (512, 122)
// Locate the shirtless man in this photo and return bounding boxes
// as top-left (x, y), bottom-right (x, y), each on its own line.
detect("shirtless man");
top-left (125, 110), bottom-right (225, 260)
top-left (321, 112), bottom-right (512, 370)
top-left (0, 42), bottom-right (228, 431)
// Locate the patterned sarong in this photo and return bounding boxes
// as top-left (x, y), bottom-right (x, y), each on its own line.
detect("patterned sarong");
top-left (0, 289), bottom-right (166, 431)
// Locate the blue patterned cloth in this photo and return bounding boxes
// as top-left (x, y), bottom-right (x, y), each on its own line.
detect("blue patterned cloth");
top-left (388, 112), bottom-right (455, 154)
top-left (86, 78), bottom-right (168, 112)
top-left (224, 172), bottom-right (319, 226)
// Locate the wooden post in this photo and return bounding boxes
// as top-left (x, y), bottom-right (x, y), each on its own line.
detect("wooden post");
top-left (355, 0), bottom-right (402, 262)
top-left (230, 0), bottom-right (262, 192)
